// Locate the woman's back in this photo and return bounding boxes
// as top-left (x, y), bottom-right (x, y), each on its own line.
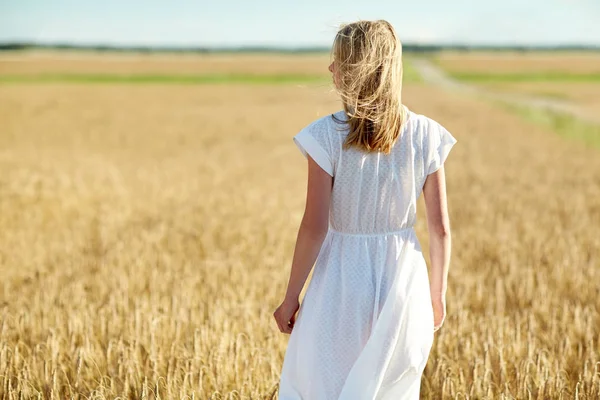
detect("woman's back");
top-left (280, 107), bottom-right (456, 399)
top-left (293, 108), bottom-right (457, 234)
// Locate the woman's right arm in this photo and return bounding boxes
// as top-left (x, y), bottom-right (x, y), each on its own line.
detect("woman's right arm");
top-left (422, 164), bottom-right (452, 331)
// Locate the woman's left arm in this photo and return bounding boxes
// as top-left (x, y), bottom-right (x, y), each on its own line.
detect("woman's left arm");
top-left (273, 154), bottom-right (333, 334)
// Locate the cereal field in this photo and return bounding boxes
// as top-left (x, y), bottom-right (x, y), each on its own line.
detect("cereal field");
top-left (0, 52), bottom-right (332, 75)
top-left (434, 51), bottom-right (600, 74)
top-left (1, 52), bottom-right (599, 399)
top-left (433, 51), bottom-right (600, 125)
top-left (462, 81), bottom-right (600, 117)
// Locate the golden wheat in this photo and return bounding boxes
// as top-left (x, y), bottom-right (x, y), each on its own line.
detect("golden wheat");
top-left (434, 51), bottom-right (600, 74)
top-left (475, 82), bottom-right (600, 121)
top-left (0, 56), bottom-right (599, 399)
top-left (0, 51), bottom-right (331, 76)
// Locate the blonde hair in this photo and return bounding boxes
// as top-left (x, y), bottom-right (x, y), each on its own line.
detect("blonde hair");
top-left (331, 20), bottom-right (407, 154)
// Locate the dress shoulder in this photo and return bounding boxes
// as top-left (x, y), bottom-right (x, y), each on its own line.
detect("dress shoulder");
top-left (292, 113), bottom-right (342, 177)
top-left (419, 114), bottom-right (458, 176)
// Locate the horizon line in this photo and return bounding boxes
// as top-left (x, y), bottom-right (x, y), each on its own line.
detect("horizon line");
top-left (1, 41), bottom-right (599, 52)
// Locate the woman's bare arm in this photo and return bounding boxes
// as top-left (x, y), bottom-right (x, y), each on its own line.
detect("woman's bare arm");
top-left (422, 165), bottom-right (452, 297)
top-left (284, 155), bottom-right (333, 301)
top-left (274, 155), bottom-right (332, 334)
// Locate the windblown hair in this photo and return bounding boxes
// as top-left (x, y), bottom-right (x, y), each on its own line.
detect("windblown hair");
top-left (331, 20), bottom-right (407, 154)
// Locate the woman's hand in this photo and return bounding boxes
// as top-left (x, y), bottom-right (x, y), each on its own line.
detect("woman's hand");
top-left (431, 293), bottom-right (446, 332)
top-left (273, 297), bottom-right (300, 334)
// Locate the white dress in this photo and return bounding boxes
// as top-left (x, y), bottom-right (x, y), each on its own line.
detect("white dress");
top-left (277, 107), bottom-right (457, 400)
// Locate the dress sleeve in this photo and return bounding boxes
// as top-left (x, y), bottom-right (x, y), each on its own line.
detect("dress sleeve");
top-left (426, 120), bottom-right (457, 176)
top-left (293, 122), bottom-right (334, 177)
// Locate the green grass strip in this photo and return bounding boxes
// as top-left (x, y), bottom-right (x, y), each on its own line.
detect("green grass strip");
top-left (0, 59), bottom-right (423, 85)
top-left (449, 72), bottom-right (600, 83)
top-left (0, 73), bottom-right (332, 85)
top-left (402, 58), bottom-right (422, 83)
top-left (503, 103), bottom-right (600, 149)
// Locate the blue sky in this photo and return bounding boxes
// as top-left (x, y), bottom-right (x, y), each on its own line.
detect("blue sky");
top-left (1, 0), bottom-right (599, 47)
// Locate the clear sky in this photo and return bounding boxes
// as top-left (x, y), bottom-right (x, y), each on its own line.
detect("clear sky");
top-left (1, 0), bottom-right (599, 47)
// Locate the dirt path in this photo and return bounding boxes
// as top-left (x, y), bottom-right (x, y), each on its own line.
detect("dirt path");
top-left (411, 58), bottom-right (600, 124)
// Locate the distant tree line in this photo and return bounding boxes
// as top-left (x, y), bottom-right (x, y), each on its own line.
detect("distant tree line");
top-left (0, 42), bottom-right (598, 53)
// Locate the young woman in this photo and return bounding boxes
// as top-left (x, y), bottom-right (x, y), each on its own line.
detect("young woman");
top-left (273, 19), bottom-right (456, 399)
